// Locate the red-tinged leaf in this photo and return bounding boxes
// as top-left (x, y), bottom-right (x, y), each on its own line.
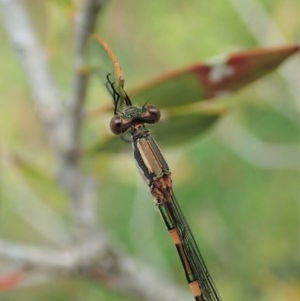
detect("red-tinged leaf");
top-left (129, 45), bottom-right (300, 108)
top-left (0, 269), bottom-right (26, 292)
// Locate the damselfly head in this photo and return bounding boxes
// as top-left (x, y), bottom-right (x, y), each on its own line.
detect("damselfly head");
top-left (109, 105), bottom-right (161, 135)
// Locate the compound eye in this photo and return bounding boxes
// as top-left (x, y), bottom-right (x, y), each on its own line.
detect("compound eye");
top-left (147, 105), bottom-right (161, 123)
top-left (110, 115), bottom-right (123, 135)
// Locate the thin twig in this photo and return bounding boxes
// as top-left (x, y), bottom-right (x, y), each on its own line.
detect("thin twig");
top-left (66, 0), bottom-right (108, 154)
top-left (0, 238), bottom-right (108, 274)
top-left (60, 0), bottom-right (109, 234)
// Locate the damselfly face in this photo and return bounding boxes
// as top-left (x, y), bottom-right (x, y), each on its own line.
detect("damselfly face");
top-left (105, 70), bottom-right (161, 136)
top-left (110, 104), bottom-right (161, 135)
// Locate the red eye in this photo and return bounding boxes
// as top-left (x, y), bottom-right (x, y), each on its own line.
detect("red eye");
top-left (147, 105), bottom-right (161, 123)
top-left (110, 115), bottom-right (123, 135)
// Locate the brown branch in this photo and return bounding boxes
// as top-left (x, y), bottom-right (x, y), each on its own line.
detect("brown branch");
top-left (59, 0), bottom-right (109, 234)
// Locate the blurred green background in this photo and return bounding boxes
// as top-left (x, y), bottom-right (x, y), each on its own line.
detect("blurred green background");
top-left (1, 0), bottom-right (299, 301)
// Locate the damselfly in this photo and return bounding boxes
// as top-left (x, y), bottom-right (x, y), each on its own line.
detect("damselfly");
top-left (106, 74), bottom-right (223, 301)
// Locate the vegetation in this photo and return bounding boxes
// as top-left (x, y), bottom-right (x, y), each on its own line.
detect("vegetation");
top-left (0, 1), bottom-right (299, 301)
